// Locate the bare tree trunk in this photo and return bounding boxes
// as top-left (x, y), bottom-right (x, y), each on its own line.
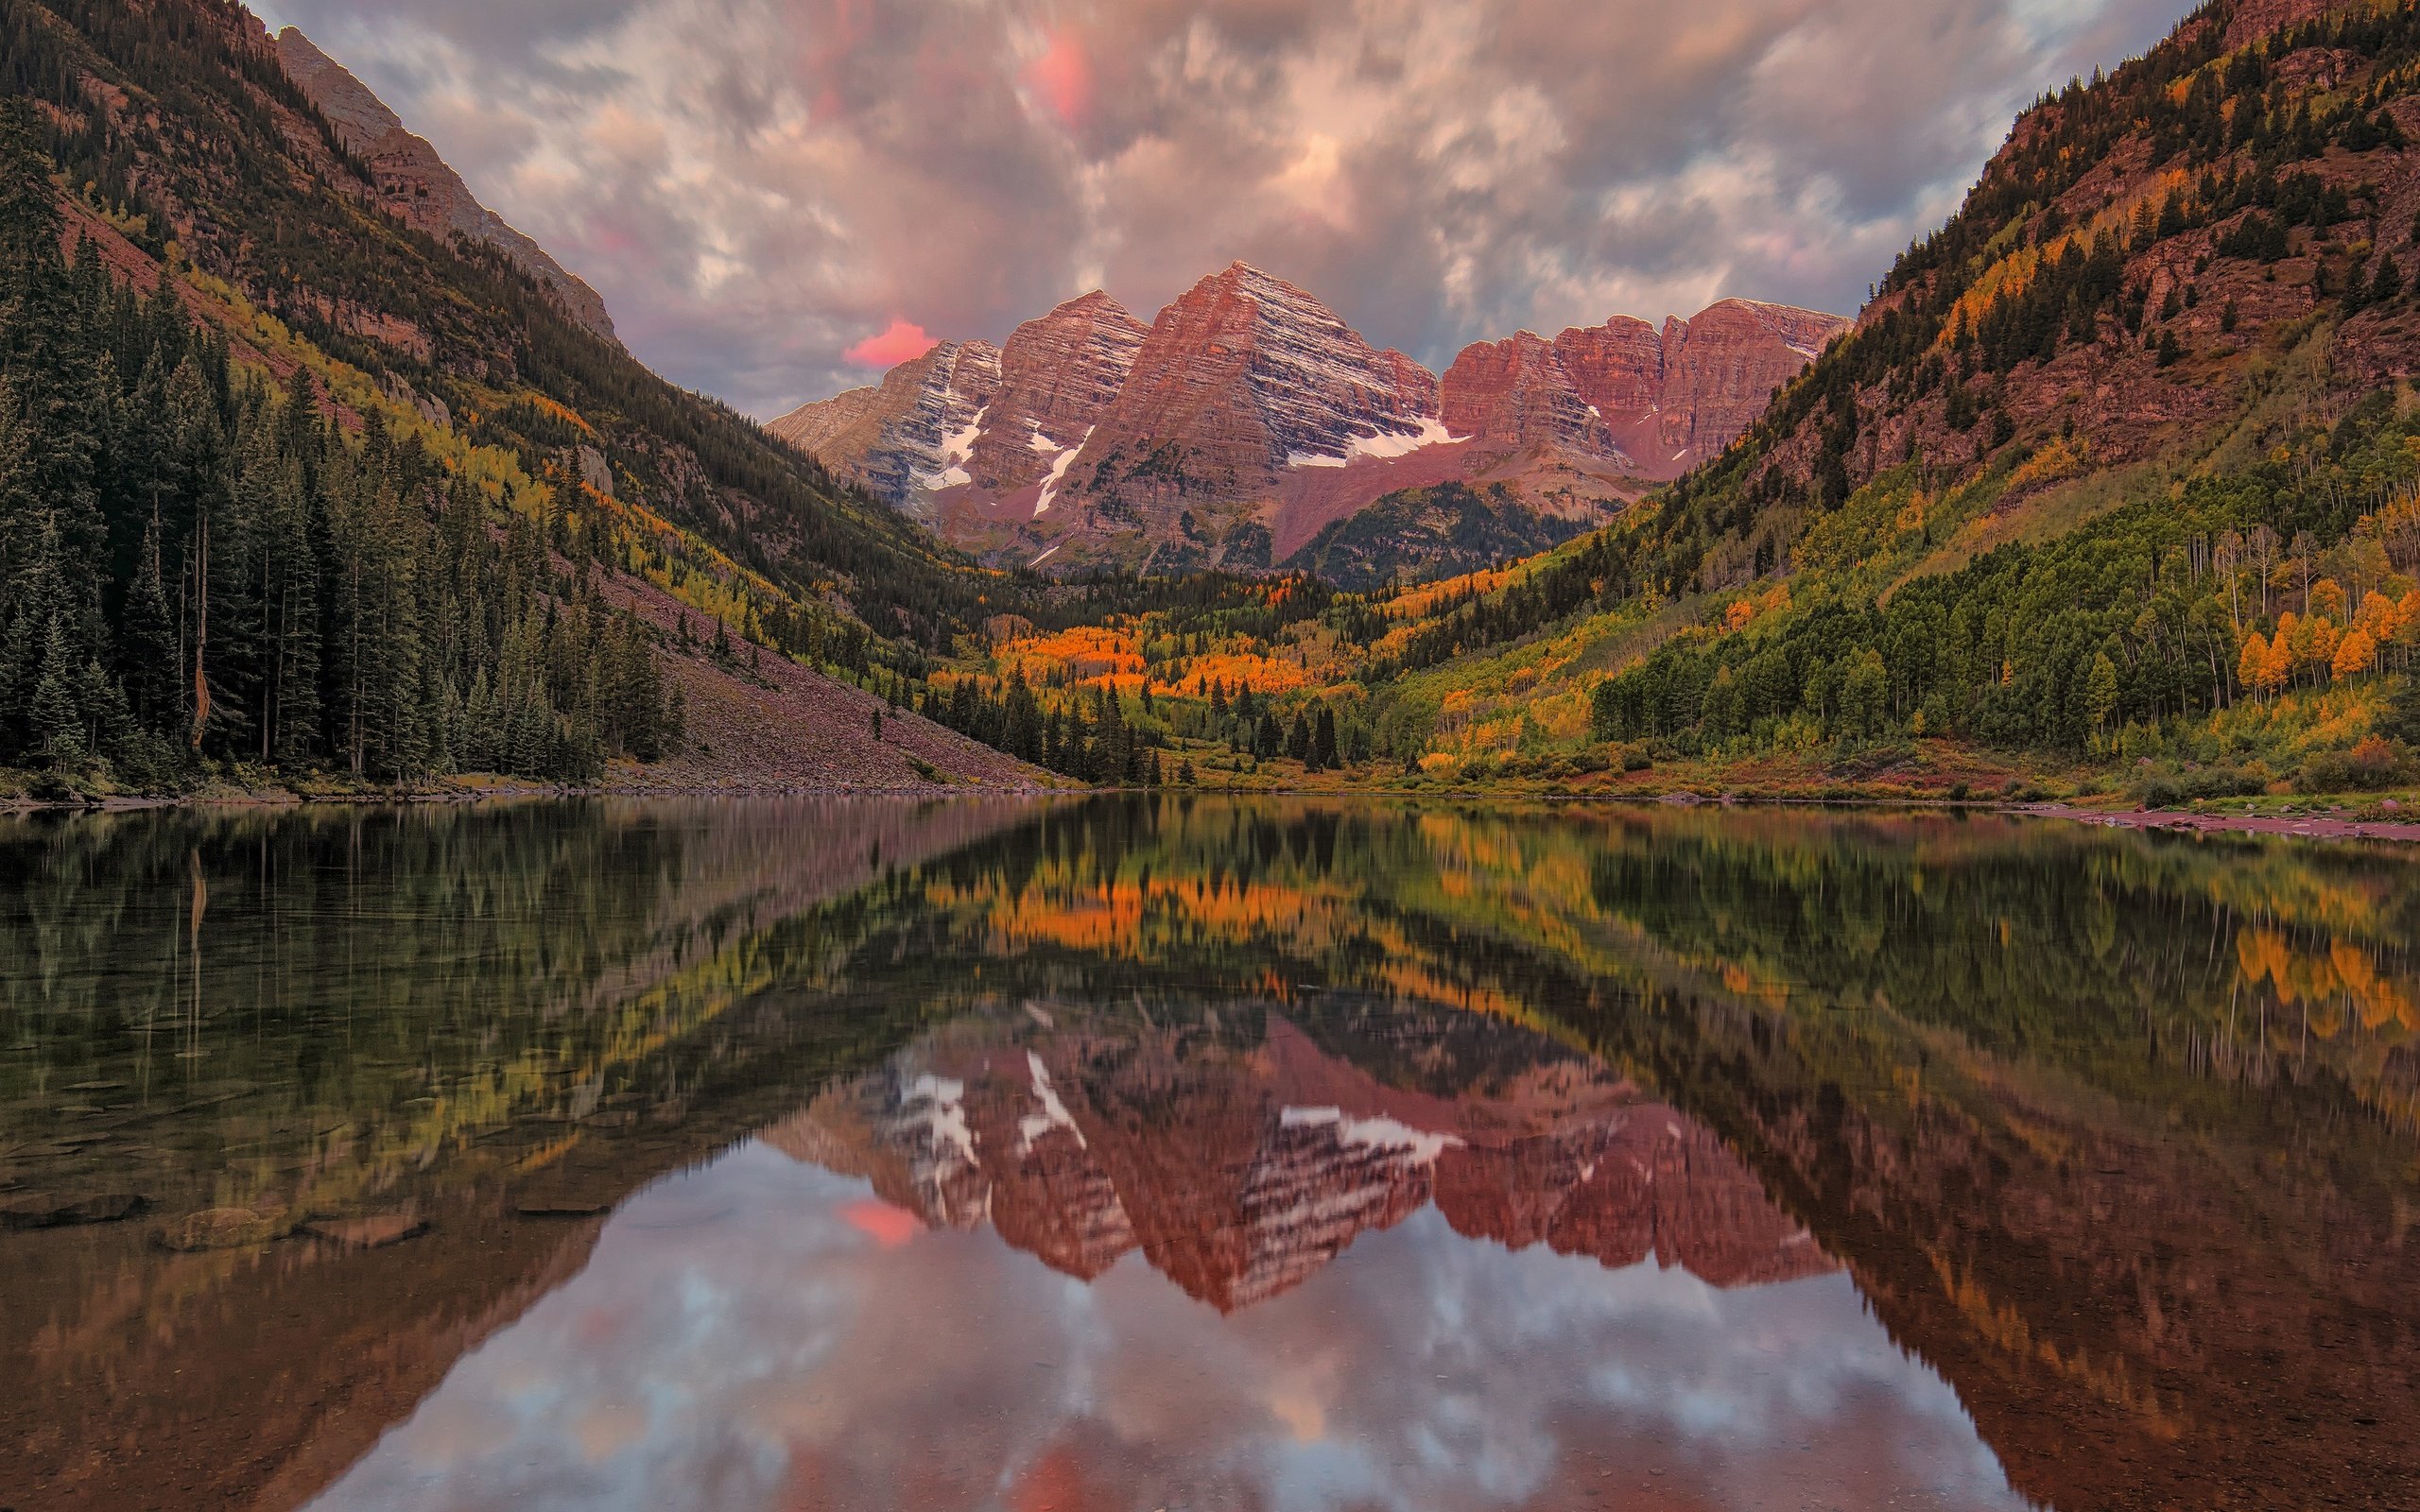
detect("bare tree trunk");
top-left (189, 514), bottom-right (210, 752)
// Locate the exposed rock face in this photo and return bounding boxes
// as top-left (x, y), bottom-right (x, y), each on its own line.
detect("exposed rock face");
top-left (965, 292), bottom-right (1149, 502)
top-left (2221, 0), bottom-right (2346, 47)
top-left (1055, 263), bottom-right (1446, 514)
top-left (1443, 300), bottom-right (1851, 480)
top-left (765, 1004), bottom-right (1836, 1314)
top-left (1653, 300), bottom-right (1851, 463)
top-left (272, 29), bottom-right (620, 348)
top-left (767, 340), bottom-right (1003, 517)
top-left (1436, 330), bottom-right (1612, 454)
top-left (769, 266), bottom-right (1843, 575)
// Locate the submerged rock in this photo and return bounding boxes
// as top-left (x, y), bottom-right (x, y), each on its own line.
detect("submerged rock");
top-left (300, 1210), bottom-right (428, 1249)
top-left (0, 1192), bottom-right (148, 1229)
top-left (155, 1206), bottom-right (289, 1251)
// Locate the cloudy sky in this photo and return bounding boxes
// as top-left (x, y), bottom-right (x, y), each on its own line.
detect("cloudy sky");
top-left (245, 0), bottom-right (2192, 420)
top-left (308, 1142), bottom-right (2027, 1512)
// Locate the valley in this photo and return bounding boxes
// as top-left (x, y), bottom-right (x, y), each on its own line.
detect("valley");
top-left (1, 0), bottom-right (2418, 823)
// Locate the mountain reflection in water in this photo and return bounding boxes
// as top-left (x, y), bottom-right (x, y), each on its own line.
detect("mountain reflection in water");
top-left (312, 1017), bottom-right (2010, 1512)
top-left (4, 797), bottom-right (2417, 1512)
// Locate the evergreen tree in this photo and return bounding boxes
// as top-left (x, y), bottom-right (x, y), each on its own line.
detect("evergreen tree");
top-left (2390, 672), bottom-right (2420, 747)
top-left (118, 511), bottom-right (181, 735)
top-left (27, 615), bottom-right (85, 766)
top-left (2373, 255), bottom-right (2406, 306)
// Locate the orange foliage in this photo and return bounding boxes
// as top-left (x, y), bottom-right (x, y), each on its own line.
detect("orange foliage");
top-left (2355, 589), bottom-right (2399, 642)
top-left (2238, 629), bottom-right (2290, 696)
top-left (2237, 926), bottom-right (2418, 1034)
top-left (1390, 567), bottom-right (1514, 619)
top-left (998, 624), bottom-right (1144, 684)
top-left (1160, 652), bottom-right (1315, 696)
top-left (2332, 627), bottom-right (2377, 679)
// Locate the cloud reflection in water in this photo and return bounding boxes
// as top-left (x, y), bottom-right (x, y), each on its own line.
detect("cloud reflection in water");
top-left (312, 1012), bottom-right (2028, 1512)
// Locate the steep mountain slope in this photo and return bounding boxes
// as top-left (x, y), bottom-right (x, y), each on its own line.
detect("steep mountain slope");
top-left (1643, 0), bottom-right (2420, 594)
top-left (1509, 0), bottom-right (2420, 783)
top-left (272, 27), bottom-right (619, 348)
top-left (769, 292), bottom-right (1154, 529)
top-left (0, 0), bottom-right (1037, 791)
top-left (6, 0), bottom-right (1006, 641)
top-left (963, 290), bottom-right (1150, 501)
top-left (767, 338), bottom-right (1003, 520)
top-left (1441, 301), bottom-right (1851, 478)
top-left (913, 2), bottom-right (2420, 804)
top-left (772, 266), bottom-right (1843, 581)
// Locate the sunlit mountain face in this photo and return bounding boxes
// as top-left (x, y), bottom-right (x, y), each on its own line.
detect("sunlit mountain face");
top-left (5, 798), bottom-right (2418, 1511)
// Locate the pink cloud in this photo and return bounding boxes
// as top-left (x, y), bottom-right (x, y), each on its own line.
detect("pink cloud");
top-left (844, 318), bottom-right (939, 368)
top-left (1023, 30), bottom-right (1092, 127)
top-left (839, 1198), bottom-right (924, 1248)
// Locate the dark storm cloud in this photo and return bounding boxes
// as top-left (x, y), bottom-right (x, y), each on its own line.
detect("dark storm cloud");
top-left (246, 0), bottom-right (2191, 419)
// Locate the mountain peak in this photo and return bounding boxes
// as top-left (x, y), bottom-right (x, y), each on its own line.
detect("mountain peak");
top-left (769, 264), bottom-right (1840, 576)
top-left (1439, 300), bottom-right (1851, 480)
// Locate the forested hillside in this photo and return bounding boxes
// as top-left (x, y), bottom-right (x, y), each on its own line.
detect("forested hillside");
top-left (912, 0), bottom-right (2420, 804)
top-left (0, 0), bottom-right (1037, 794)
top-left (13, 0), bottom-right (2420, 804)
top-left (1562, 0), bottom-right (2420, 793)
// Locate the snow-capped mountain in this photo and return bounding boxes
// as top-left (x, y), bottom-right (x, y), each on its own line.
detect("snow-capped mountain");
top-left (768, 266), bottom-right (1845, 577)
top-left (762, 1003), bottom-right (1837, 1313)
top-left (767, 339), bottom-right (1002, 520)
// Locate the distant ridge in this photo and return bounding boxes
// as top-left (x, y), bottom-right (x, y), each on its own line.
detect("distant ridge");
top-left (273, 27), bottom-right (622, 348)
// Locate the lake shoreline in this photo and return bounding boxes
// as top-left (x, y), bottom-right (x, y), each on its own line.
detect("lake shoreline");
top-left (0, 772), bottom-right (1056, 815)
top-left (6, 774), bottom-right (2417, 843)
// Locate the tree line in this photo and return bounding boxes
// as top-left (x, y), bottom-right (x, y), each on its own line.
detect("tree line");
top-left (0, 108), bottom-right (680, 785)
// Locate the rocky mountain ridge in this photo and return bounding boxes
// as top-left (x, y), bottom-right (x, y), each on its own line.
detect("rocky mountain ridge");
top-left (771, 265), bottom-right (1845, 578)
top-left (766, 1005), bottom-right (1835, 1311)
top-left (272, 28), bottom-right (621, 348)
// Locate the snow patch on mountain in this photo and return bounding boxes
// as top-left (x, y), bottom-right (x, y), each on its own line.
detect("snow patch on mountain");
top-left (1288, 417), bottom-right (1460, 470)
top-left (1017, 1052), bottom-right (1085, 1154)
top-left (917, 406), bottom-right (989, 492)
top-left (1034, 428), bottom-right (1092, 516)
top-left (1281, 1105), bottom-right (1465, 1164)
top-left (901, 1074), bottom-right (979, 1171)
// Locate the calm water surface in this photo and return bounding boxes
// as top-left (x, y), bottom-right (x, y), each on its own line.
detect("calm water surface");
top-left (2, 799), bottom-right (2415, 1512)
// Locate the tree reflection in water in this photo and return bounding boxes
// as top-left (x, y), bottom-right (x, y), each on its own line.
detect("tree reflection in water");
top-left (3, 798), bottom-right (2414, 1511)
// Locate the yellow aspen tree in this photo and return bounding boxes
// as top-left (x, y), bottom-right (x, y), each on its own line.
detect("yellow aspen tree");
top-left (2332, 627), bottom-right (2377, 679)
top-left (2259, 636), bottom-right (2294, 698)
top-left (2238, 631), bottom-right (2272, 700)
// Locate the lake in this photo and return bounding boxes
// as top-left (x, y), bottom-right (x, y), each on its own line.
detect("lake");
top-left (2, 798), bottom-right (2414, 1512)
